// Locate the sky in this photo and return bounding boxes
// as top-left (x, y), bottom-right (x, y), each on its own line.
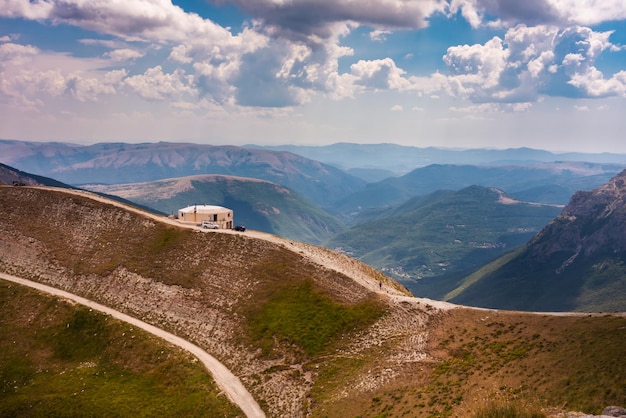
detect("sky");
top-left (1, 0), bottom-right (626, 153)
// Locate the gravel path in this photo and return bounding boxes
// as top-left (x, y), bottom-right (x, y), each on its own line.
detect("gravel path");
top-left (0, 272), bottom-right (266, 418)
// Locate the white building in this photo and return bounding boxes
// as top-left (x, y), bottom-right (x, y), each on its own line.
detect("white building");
top-left (177, 205), bottom-right (233, 229)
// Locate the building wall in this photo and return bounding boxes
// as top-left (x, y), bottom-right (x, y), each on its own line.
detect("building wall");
top-left (177, 206), bottom-right (233, 229)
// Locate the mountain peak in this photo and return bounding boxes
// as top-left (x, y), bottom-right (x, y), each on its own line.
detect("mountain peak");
top-left (527, 169), bottom-right (626, 265)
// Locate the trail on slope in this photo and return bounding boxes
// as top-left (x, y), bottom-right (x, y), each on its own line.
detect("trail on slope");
top-left (0, 272), bottom-right (265, 418)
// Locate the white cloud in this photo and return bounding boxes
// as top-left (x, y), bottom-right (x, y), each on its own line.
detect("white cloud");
top-left (105, 48), bottom-right (145, 62)
top-left (124, 66), bottom-right (196, 101)
top-left (350, 58), bottom-right (410, 90)
top-left (370, 30), bottom-right (391, 41)
top-left (1, 0), bottom-right (624, 124)
top-left (449, 0), bottom-right (626, 27)
top-left (425, 24), bottom-right (626, 103)
top-left (390, 104), bottom-right (403, 111)
top-left (0, 0), bottom-right (231, 43)
top-left (569, 69), bottom-right (626, 97)
top-left (0, 42), bottom-right (39, 67)
top-left (550, 0), bottom-right (626, 26)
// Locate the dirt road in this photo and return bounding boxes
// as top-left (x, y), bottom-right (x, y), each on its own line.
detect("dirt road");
top-left (0, 272), bottom-right (266, 418)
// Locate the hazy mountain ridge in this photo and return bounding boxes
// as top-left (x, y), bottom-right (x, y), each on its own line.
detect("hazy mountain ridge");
top-left (250, 142), bottom-right (626, 174)
top-left (447, 170), bottom-right (626, 312)
top-left (1, 186), bottom-right (624, 417)
top-left (85, 174), bottom-right (344, 244)
top-left (334, 162), bottom-right (622, 217)
top-left (0, 140), bottom-right (366, 209)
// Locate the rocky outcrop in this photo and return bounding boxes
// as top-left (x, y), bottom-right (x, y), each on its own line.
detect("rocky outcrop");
top-left (525, 169), bottom-right (626, 269)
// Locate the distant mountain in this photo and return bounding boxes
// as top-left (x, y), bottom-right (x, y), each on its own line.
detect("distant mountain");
top-left (325, 185), bottom-right (562, 291)
top-left (249, 142), bottom-right (626, 174)
top-left (446, 170), bottom-right (626, 312)
top-left (333, 162), bottom-right (622, 218)
top-left (0, 139), bottom-right (365, 210)
top-left (84, 174), bottom-right (343, 244)
top-left (345, 167), bottom-right (398, 183)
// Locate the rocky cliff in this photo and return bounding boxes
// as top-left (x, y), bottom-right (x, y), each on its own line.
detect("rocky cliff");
top-left (450, 169), bottom-right (626, 312)
top-left (525, 169), bottom-right (626, 269)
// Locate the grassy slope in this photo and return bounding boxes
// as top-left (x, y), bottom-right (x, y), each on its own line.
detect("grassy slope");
top-left (0, 281), bottom-right (242, 417)
top-left (447, 249), bottom-right (626, 312)
top-left (88, 176), bottom-right (344, 244)
top-left (311, 309), bottom-right (626, 418)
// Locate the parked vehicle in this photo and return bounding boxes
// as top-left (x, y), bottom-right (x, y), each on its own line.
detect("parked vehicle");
top-left (201, 221), bottom-right (219, 229)
top-left (233, 225), bottom-right (246, 232)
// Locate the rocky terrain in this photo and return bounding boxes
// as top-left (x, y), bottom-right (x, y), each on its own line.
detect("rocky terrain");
top-left (0, 185), bottom-right (624, 417)
top-left (448, 170), bottom-right (626, 312)
top-left (526, 169), bottom-right (626, 265)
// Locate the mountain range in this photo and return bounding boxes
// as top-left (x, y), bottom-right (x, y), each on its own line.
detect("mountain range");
top-left (1, 185), bottom-right (624, 417)
top-left (250, 142), bottom-right (626, 175)
top-left (0, 139), bottom-right (365, 210)
top-left (326, 186), bottom-right (562, 292)
top-left (2, 139), bottom-right (626, 313)
top-left (442, 170), bottom-right (626, 312)
top-left (333, 162), bottom-right (622, 218)
top-left (84, 174), bottom-right (343, 244)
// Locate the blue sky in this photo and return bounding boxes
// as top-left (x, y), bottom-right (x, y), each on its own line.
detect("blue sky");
top-left (1, 0), bottom-right (626, 153)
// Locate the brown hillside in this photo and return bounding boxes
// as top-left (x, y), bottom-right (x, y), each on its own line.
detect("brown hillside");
top-left (0, 186), bottom-right (624, 417)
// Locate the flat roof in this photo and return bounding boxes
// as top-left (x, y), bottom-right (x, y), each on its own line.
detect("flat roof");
top-left (179, 205), bottom-right (231, 213)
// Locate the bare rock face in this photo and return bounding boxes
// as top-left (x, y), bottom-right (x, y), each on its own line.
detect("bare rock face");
top-left (525, 169), bottom-right (626, 267)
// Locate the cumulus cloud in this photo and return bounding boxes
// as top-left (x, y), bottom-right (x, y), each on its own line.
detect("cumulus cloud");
top-left (2, 0), bottom-right (625, 114)
top-left (224, 0), bottom-right (446, 40)
top-left (350, 58), bottom-right (410, 90)
top-left (124, 66), bottom-right (195, 101)
top-left (0, 42), bottom-right (39, 69)
top-left (436, 24), bottom-right (626, 102)
top-left (0, 0), bottom-right (231, 43)
top-left (450, 0), bottom-right (626, 27)
top-left (370, 30), bottom-right (392, 41)
top-left (105, 48), bottom-right (145, 62)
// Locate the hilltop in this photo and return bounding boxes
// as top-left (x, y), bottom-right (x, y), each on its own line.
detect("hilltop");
top-left (0, 186), bottom-right (624, 417)
top-left (83, 174), bottom-right (343, 244)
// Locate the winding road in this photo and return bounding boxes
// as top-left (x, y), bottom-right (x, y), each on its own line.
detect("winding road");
top-left (0, 272), bottom-right (266, 418)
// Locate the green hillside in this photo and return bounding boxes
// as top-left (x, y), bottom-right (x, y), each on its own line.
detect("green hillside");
top-left (86, 174), bottom-right (343, 244)
top-left (326, 186), bottom-right (562, 294)
top-left (0, 282), bottom-right (242, 417)
top-left (445, 170), bottom-right (626, 312)
top-left (449, 249), bottom-right (626, 312)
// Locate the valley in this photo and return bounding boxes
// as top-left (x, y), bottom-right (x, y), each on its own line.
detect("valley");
top-left (2, 140), bottom-right (626, 312)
